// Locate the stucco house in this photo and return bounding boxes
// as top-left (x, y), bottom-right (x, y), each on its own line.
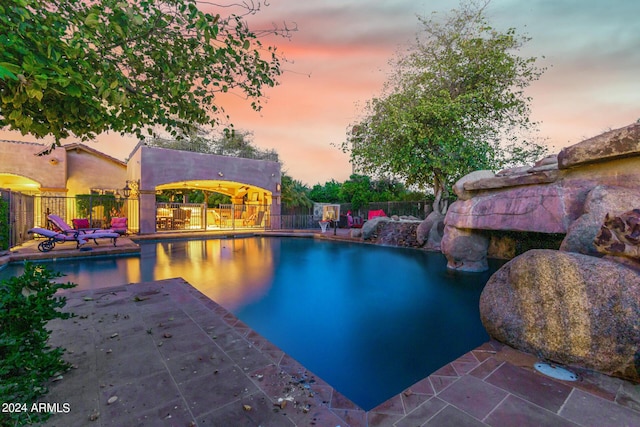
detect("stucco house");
top-left (0, 140), bottom-right (127, 197)
top-left (1, 140), bottom-right (281, 237)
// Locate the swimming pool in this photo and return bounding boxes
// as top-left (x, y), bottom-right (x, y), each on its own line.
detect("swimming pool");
top-left (1, 237), bottom-right (501, 410)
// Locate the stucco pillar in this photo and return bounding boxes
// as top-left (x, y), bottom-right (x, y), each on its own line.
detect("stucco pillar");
top-left (270, 198), bottom-right (281, 229)
top-left (138, 191), bottom-right (157, 234)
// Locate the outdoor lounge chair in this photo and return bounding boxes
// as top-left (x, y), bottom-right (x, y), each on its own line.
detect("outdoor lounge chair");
top-left (243, 213), bottom-right (256, 226)
top-left (50, 214), bottom-right (100, 234)
top-left (28, 227), bottom-right (119, 252)
top-left (71, 218), bottom-right (100, 231)
top-left (51, 214), bottom-right (118, 235)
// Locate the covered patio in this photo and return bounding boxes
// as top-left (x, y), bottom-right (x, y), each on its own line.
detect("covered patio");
top-left (126, 145), bottom-right (281, 234)
top-left (153, 180), bottom-right (271, 231)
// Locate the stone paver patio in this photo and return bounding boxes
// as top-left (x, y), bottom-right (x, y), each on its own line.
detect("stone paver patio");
top-left (37, 278), bottom-right (639, 426)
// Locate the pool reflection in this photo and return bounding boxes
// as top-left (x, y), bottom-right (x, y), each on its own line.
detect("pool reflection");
top-left (0, 237), bottom-right (275, 311)
top-left (144, 238), bottom-right (275, 310)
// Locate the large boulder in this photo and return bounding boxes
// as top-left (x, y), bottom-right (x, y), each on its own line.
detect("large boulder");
top-left (416, 211), bottom-right (445, 250)
top-left (452, 170), bottom-right (496, 200)
top-left (558, 122), bottom-right (640, 169)
top-left (446, 184), bottom-right (575, 234)
top-left (560, 186), bottom-right (640, 256)
top-left (480, 249), bottom-right (640, 382)
top-left (594, 209), bottom-right (640, 270)
top-left (440, 225), bottom-right (489, 271)
top-left (361, 216), bottom-right (391, 240)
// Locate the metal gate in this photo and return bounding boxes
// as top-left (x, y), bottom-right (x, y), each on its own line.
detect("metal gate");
top-left (6, 191), bottom-right (35, 248)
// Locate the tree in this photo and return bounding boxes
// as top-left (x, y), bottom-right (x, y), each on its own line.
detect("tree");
top-left (339, 174), bottom-right (374, 210)
top-left (0, 0), bottom-right (282, 150)
top-left (309, 180), bottom-right (342, 203)
top-left (280, 173), bottom-right (313, 209)
top-left (343, 0), bottom-right (547, 214)
top-left (148, 127), bottom-right (280, 161)
top-left (212, 129), bottom-right (280, 162)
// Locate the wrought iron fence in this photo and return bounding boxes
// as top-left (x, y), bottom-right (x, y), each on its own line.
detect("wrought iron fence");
top-left (39, 195), bottom-right (139, 232)
top-left (281, 201), bottom-right (432, 227)
top-left (340, 201), bottom-right (431, 220)
top-left (155, 202), bottom-right (271, 231)
top-left (271, 214), bottom-right (316, 230)
top-left (275, 206), bottom-right (316, 230)
top-left (3, 191), bottom-right (139, 248)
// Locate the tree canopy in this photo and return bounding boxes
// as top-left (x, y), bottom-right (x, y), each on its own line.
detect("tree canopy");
top-left (148, 128), bottom-right (280, 162)
top-left (307, 174), bottom-right (423, 210)
top-left (280, 173), bottom-right (313, 209)
top-left (343, 0), bottom-right (547, 213)
top-left (0, 0), bottom-right (282, 149)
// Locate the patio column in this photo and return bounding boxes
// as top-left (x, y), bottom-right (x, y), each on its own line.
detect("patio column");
top-left (138, 191), bottom-right (157, 234)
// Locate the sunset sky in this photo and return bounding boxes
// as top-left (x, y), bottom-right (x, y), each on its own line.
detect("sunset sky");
top-left (2, 0), bottom-right (639, 186)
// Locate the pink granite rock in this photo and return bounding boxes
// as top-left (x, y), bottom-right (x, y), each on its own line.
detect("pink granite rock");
top-left (452, 170), bottom-right (495, 200)
top-left (480, 249), bottom-right (640, 382)
top-left (594, 209), bottom-right (640, 270)
top-left (445, 185), bottom-right (574, 234)
top-left (441, 225), bottom-right (489, 271)
top-left (561, 186), bottom-right (640, 255)
top-left (416, 211), bottom-right (445, 250)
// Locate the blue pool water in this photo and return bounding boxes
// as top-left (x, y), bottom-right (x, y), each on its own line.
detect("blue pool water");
top-left (1, 237), bottom-right (501, 410)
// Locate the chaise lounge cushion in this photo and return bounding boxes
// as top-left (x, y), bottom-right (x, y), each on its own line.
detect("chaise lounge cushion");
top-left (110, 217), bottom-right (128, 235)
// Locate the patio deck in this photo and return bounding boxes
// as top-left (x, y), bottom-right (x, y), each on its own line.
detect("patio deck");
top-left (1, 232), bottom-right (638, 426)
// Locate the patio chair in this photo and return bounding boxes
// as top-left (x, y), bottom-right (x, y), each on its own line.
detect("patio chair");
top-left (207, 210), bottom-right (221, 227)
top-left (110, 217), bottom-right (128, 235)
top-left (243, 213), bottom-right (256, 226)
top-left (172, 208), bottom-right (188, 229)
top-left (28, 227), bottom-right (119, 252)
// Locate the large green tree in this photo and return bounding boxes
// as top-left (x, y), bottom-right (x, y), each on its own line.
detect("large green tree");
top-left (0, 0), bottom-right (282, 149)
top-left (343, 0), bottom-right (547, 213)
top-left (280, 173), bottom-right (313, 209)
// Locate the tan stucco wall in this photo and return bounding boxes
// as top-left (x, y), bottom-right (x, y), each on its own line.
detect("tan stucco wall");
top-left (0, 141), bottom-right (67, 192)
top-left (135, 146), bottom-right (281, 191)
top-left (66, 147), bottom-right (126, 196)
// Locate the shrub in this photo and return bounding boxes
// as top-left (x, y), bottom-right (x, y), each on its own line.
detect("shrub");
top-left (0, 263), bottom-right (76, 426)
